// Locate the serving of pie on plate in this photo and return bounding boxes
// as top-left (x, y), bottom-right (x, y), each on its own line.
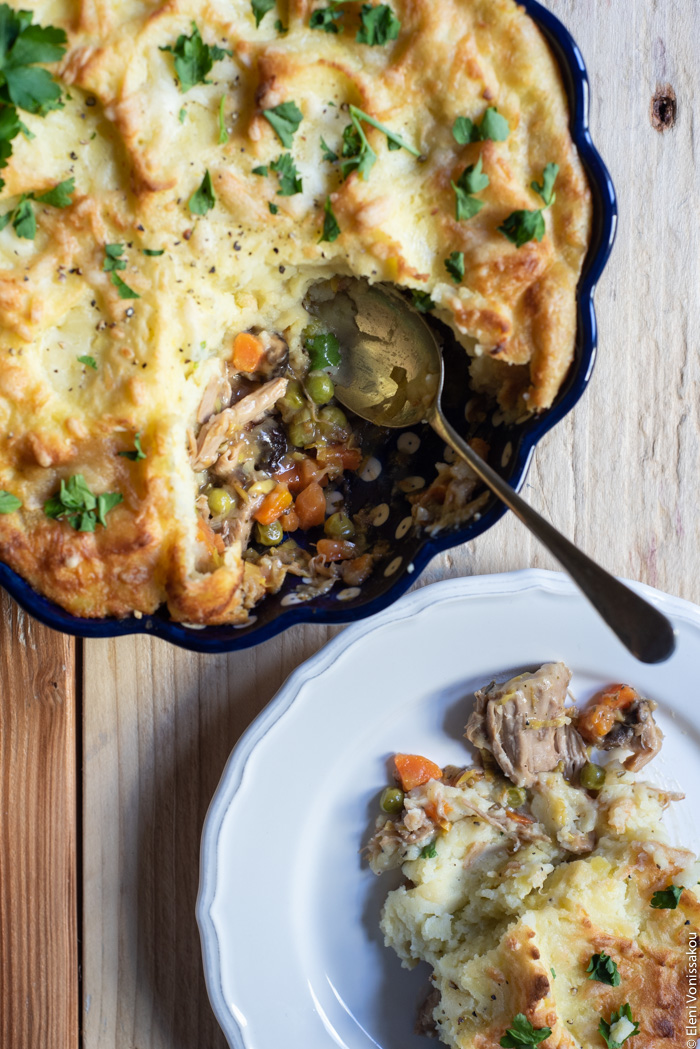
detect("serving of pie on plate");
top-left (0, 0), bottom-right (591, 624)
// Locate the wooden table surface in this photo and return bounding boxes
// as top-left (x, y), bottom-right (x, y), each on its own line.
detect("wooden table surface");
top-left (2, 2), bottom-right (699, 1046)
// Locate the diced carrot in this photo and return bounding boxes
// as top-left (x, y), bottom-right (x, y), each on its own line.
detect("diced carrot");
top-left (275, 463), bottom-right (301, 491)
top-left (253, 483), bottom-right (293, 526)
top-left (506, 809), bottom-right (535, 825)
top-left (577, 683), bottom-right (639, 743)
top-left (280, 507), bottom-right (299, 532)
top-left (394, 754), bottom-right (443, 792)
top-left (469, 437), bottom-right (490, 461)
top-left (276, 458), bottom-right (327, 494)
top-left (316, 539), bottom-right (356, 562)
top-left (341, 553), bottom-right (373, 586)
top-left (319, 445), bottom-right (363, 471)
top-left (295, 482), bottom-right (326, 529)
top-left (232, 332), bottom-right (265, 373)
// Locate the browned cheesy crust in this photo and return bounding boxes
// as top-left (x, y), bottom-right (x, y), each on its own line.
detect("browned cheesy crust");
top-left (0, 0), bottom-right (591, 622)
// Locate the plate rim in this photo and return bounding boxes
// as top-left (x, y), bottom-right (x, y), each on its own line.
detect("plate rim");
top-left (195, 567), bottom-right (698, 1049)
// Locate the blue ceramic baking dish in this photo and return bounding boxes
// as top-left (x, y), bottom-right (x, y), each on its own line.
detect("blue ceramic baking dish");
top-left (0, 0), bottom-right (617, 652)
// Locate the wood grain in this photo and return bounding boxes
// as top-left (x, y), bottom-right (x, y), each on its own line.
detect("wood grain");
top-left (0, 591), bottom-right (77, 1049)
top-left (80, 2), bottom-right (700, 1047)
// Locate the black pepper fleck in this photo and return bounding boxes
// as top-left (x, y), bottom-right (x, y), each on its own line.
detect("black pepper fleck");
top-left (70, 151), bottom-right (78, 160)
top-left (233, 241), bottom-right (241, 251)
top-left (279, 265), bottom-right (285, 273)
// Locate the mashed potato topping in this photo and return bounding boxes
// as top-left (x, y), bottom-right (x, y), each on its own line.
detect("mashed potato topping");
top-left (0, 1), bottom-right (590, 622)
top-left (367, 665), bottom-right (699, 1048)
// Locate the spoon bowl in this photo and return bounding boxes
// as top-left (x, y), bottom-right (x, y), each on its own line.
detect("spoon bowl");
top-left (312, 279), bottom-right (675, 665)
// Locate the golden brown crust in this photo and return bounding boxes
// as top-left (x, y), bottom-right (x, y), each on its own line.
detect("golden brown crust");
top-left (0, 0), bottom-right (591, 621)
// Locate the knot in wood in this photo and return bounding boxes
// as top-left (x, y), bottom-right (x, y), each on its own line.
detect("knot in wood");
top-left (651, 84), bottom-right (677, 132)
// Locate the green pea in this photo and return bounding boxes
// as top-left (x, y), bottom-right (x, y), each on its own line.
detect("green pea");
top-left (306, 373), bottom-right (335, 405)
top-left (506, 787), bottom-right (526, 809)
top-left (255, 520), bottom-right (284, 546)
top-left (288, 409), bottom-right (317, 448)
top-left (580, 762), bottom-right (606, 791)
top-left (380, 787), bottom-right (404, 814)
top-left (324, 512), bottom-right (355, 539)
top-left (207, 487), bottom-right (234, 516)
top-left (278, 378), bottom-right (305, 414)
top-left (318, 405), bottom-right (348, 433)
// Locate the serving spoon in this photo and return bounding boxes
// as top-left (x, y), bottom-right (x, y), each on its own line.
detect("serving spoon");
top-left (312, 280), bottom-right (676, 664)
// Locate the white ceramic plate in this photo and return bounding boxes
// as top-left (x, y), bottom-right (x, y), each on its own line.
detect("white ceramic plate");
top-left (197, 569), bottom-right (700, 1049)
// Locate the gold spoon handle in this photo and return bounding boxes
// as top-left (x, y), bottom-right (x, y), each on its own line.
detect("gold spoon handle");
top-left (430, 406), bottom-right (676, 664)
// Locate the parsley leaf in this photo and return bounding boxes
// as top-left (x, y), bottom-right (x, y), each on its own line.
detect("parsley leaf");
top-left (44, 474), bottom-right (122, 532)
top-left (270, 152), bottom-right (302, 195)
top-left (411, 290), bottom-right (435, 313)
top-left (10, 196), bottom-right (35, 238)
top-left (651, 885), bottom-right (683, 909)
top-left (252, 164), bottom-right (268, 176)
top-left (320, 136), bottom-right (338, 162)
top-left (531, 162), bottom-right (559, 207)
top-left (34, 176), bottom-right (74, 207)
top-left (356, 4), bottom-right (401, 45)
top-left (586, 951), bottom-right (621, 987)
top-left (498, 208), bottom-right (545, 247)
top-left (310, 6), bottom-right (344, 33)
top-left (143, 248), bottom-right (164, 256)
top-left (0, 489), bottom-right (21, 513)
top-left (118, 433), bottom-right (147, 461)
top-left (452, 155), bottom-right (489, 220)
top-left (189, 169), bottom-right (216, 214)
top-left (319, 196), bottom-right (340, 242)
top-left (218, 95), bottom-right (228, 144)
top-left (77, 355), bottom-right (97, 369)
top-left (178, 107), bottom-right (186, 124)
top-left (500, 1014), bottom-right (552, 1049)
top-left (268, 201), bottom-right (278, 214)
top-left (453, 106), bottom-right (509, 145)
top-left (251, 0), bottom-right (276, 27)
top-left (598, 1003), bottom-right (640, 1049)
top-left (274, 20), bottom-right (288, 33)
top-left (444, 250), bottom-right (465, 283)
top-left (111, 272), bottom-right (140, 299)
top-left (305, 331), bottom-right (340, 370)
top-left (103, 243), bottom-right (127, 272)
top-left (340, 118), bottom-right (376, 180)
top-left (348, 104), bottom-right (420, 157)
top-left (160, 23), bottom-right (231, 93)
top-left (262, 101), bottom-right (303, 148)
top-left (420, 842), bottom-right (437, 859)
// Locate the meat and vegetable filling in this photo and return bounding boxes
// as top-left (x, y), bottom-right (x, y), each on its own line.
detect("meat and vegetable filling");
top-left (191, 325), bottom-right (376, 598)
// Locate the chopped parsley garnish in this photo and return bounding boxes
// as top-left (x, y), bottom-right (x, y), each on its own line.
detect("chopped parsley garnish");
top-left (143, 248), bottom-right (164, 256)
top-left (0, 177), bottom-right (75, 239)
top-left (160, 23), bottom-right (231, 93)
top-left (598, 1003), bottom-right (640, 1049)
top-left (305, 331), bottom-right (340, 369)
top-left (251, 0), bottom-right (276, 27)
top-left (453, 107), bottom-right (509, 145)
top-left (262, 101), bottom-right (303, 148)
top-left (411, 290), bottom-right (435, 313)
top-left (319, 196), bottom-right (340, 242)
top-left (531, 162), bottom-right (559, 207)
top-left (178, 107), bottom-right (186, 123)
top-left (499, 163), bottom-right (559, 247)
top-left (274, 20), bottom-right (288, 33)
top-left (444, 250), bottom-right (465, 283)
top-left (0, 490), bottom-right (21, 513)
top-left (356, 4), bottom-right (401, 45)
top-left (268, 201), bottom-right (278, 214)
top-left (218, 95), bottom-right (228, 144)
top-left (320, 136), bottom-right (338, 162)
top-left (103, 243), bottom-right (140, 298)
top-left (77, 355), bottom-right (97, 370)
top-left (252, 164), bottom-right (268, 176)
top-left (270, 152), bottom-right (302, 195)
top-left (500, 1014), bottom-right (552, 1049)
top-left (189, 169), bottom-right (216, 215)
top-left (44, 475), bottom-right (123, 532)
top-left (34, 176), bottom-right (75, 208)
top-left (340, 118), bottom-right (376, 180)
top-left (348, 104), bottom-right (419, 157)
top-left (651, 884), bottom-right (683, 909)
top-left (118, 433), bottom-right (146, 461)
top-left (451, 155), bottom-right (489, 220)
top-left (550, 967), bottom-right (556, 980)
top-left (586, 951), bottom-right (621, 987)
top-left (310, 5), bottom-right (344, 33)
top-left (0, 6), bottom-right (67, 188)
top-left (420, 842), bottom-right (437, 859)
